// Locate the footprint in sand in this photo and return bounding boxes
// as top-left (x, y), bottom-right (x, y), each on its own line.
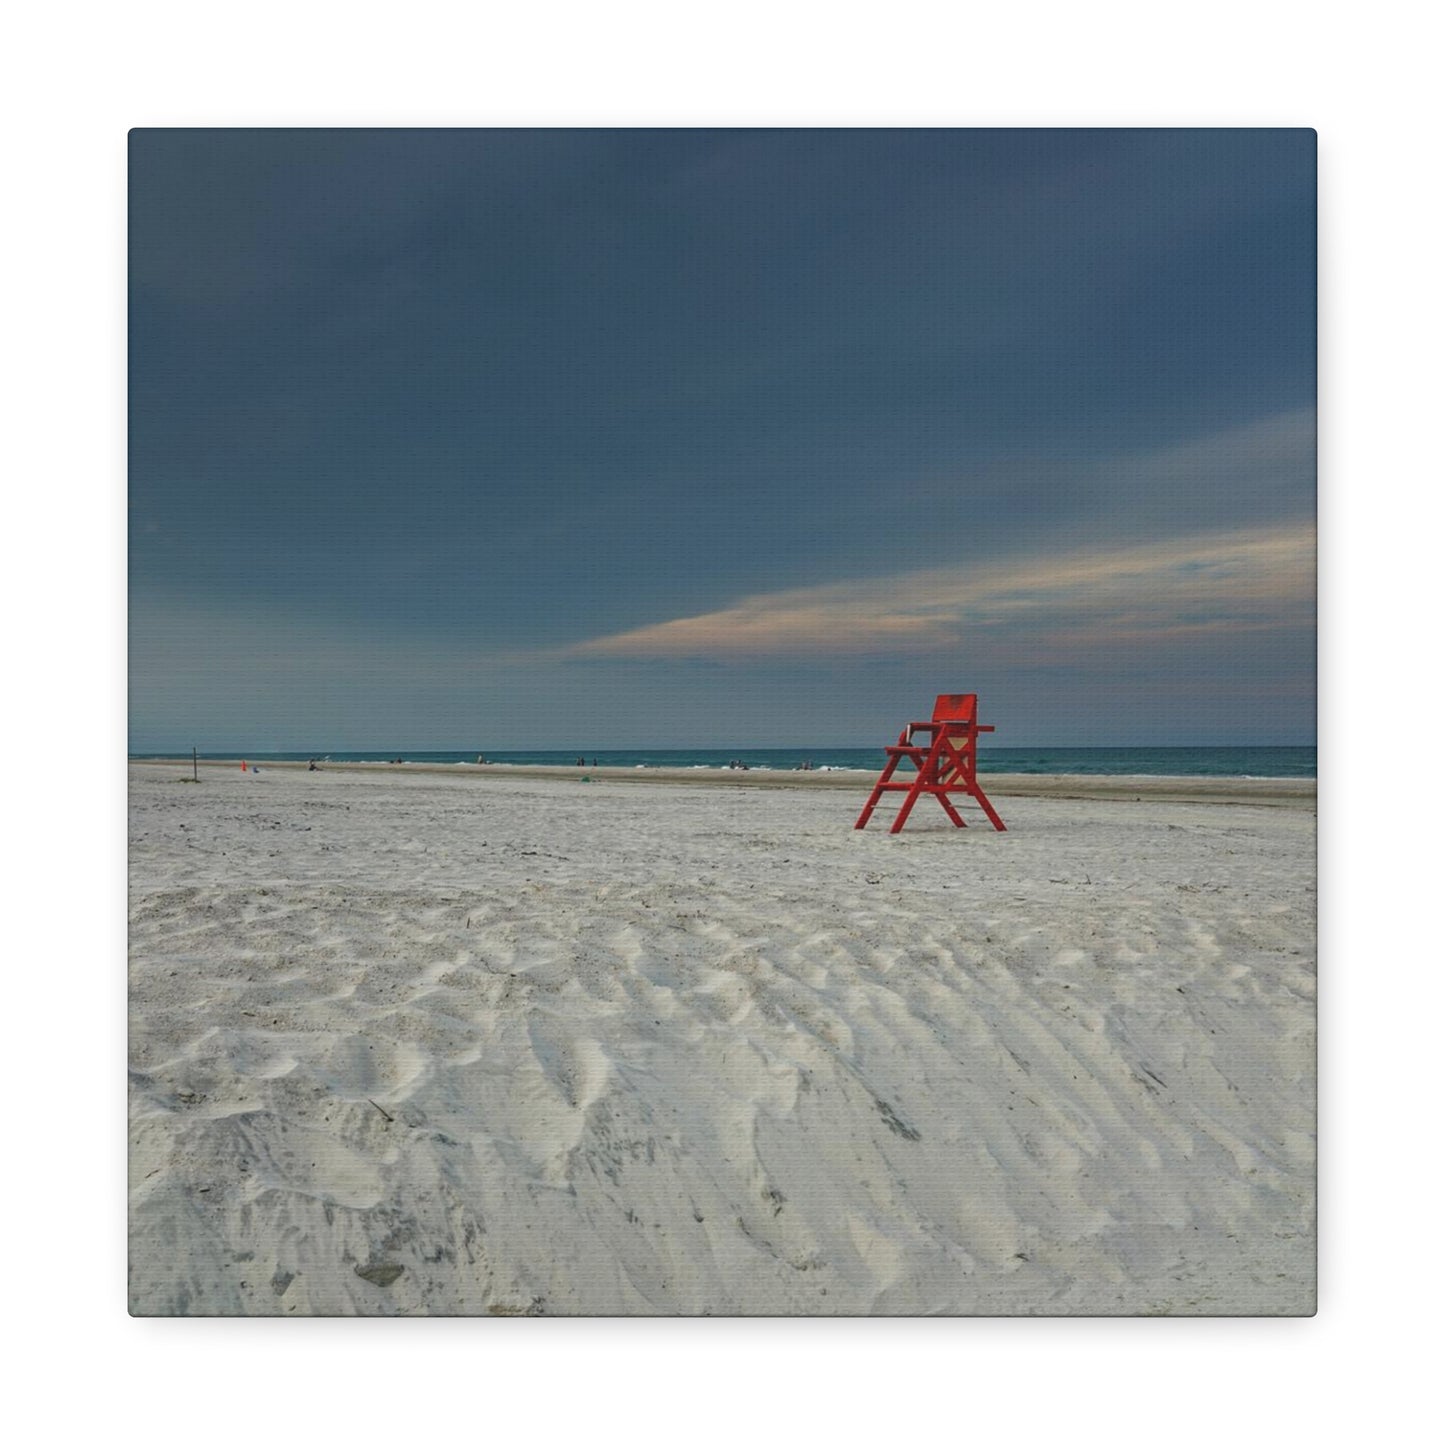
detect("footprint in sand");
top-left (318, 1033), bottom-right (427, 1102)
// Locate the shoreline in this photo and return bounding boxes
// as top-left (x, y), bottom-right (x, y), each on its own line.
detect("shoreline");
top-left (129, 757), bottom-right (1316, 807)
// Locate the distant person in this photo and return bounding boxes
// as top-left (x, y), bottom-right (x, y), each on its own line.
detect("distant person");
top-left (308, 759), bottom-right (320, 771)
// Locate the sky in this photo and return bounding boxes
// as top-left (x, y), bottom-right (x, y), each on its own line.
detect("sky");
top-left (129, 128), bottom-right (1315, 751)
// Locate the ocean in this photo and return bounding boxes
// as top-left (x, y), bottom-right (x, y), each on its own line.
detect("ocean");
top-left (132, 745), bottom-right (1317, 778)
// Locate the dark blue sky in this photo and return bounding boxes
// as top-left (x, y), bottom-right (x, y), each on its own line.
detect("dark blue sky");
top-left (130, 129), bottom-right (1315, 749)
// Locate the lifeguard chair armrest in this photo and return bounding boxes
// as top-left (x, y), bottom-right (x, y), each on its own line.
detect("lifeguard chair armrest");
top-left (906, 722), bottom-right (994, 740)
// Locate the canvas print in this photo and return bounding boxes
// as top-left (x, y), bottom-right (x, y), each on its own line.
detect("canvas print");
top-left (128, 128), bottom-right (1316, 1316)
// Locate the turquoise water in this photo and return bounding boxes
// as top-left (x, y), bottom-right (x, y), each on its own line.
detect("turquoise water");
top-left (133, 745), bottom-right (1316, 778)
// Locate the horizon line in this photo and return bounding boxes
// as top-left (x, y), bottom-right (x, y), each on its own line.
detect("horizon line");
top-left (129, 741), bottom-right (1319, 755)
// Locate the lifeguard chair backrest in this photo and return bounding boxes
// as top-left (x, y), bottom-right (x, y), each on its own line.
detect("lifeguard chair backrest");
top-left (932, 693), bottom-right (978, 724)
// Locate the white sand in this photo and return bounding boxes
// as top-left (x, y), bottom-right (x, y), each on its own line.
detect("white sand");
top-left (128, 762), bottom-right (1315, 1315)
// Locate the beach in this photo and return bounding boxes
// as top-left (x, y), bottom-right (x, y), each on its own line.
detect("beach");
top-left (128, 761), bottom-right (1316, 1315)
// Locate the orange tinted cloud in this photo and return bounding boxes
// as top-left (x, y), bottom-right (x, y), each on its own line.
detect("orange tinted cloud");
top-left (565, 523), bottom-right (1315, 660)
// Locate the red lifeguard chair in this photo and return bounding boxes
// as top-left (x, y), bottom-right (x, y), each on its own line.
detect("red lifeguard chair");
top-left (854, 693), bottom-right (1006, 834)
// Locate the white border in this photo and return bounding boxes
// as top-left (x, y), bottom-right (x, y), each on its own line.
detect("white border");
top-left (6, 1), bottom-right (1438, 1439)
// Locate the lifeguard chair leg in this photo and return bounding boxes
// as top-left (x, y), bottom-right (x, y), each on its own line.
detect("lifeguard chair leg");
top-left (934, 791), bottom-right (968, 828)
top-left (854, 753), bottom-right (904, 829)
top-left (854, 787), bottom-right (884, 830)
top-left (888, 779), bottom-right (929, 833)
top-left (969, 782), bottom-right (1007, 831)
top-left (888, 735), bottom-right (951, 833)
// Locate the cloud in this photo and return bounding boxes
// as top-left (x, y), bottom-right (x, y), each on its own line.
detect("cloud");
top-left (563, 522), bottom-right (1315, 662)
